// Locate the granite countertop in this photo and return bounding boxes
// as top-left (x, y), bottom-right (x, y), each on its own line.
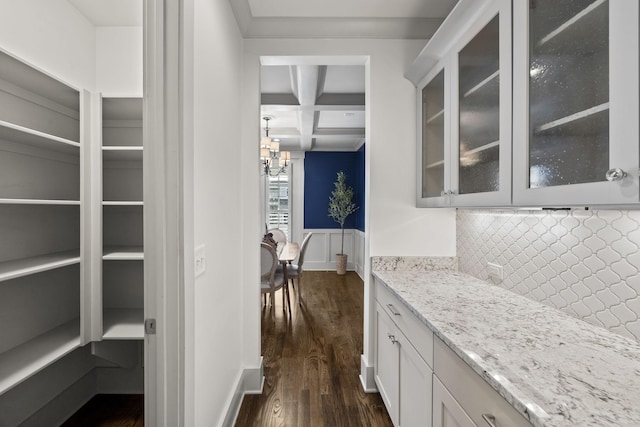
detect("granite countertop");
top-left (372, 268), bottom-right (640, 427)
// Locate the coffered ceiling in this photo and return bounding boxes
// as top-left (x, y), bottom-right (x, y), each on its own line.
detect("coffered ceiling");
top-left (261, 64), bottom-right (366, 152)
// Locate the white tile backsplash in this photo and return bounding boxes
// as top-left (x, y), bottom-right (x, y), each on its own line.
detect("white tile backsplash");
top-left (457, 209), bottom-right (640, 342)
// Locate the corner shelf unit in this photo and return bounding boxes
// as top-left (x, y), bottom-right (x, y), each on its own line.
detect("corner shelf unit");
top-left (0, 49), bottom-right (82, 396)
top-left (101, 96), bottom-right (144, 341)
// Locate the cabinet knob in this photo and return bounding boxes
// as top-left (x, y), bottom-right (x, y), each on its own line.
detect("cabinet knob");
top-left (387, 333), bottom-right (397, 344)
top-left (605, 168), bottom-right (627, 182)
top-left (481, 414), bottom-right (497, 427)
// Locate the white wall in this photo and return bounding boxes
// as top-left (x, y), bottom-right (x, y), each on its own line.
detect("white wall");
top-left (183, 0), bottom-right (245, 425)
top-left (242, 38), bottom-right (457, 396)
top-left (0, 0), bottom-right (95, 90)
top-left (96, 27), bottom-right (143, 95)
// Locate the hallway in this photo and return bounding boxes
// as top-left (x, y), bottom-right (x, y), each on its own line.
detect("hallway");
top-left (236, 271), bottom-right (392, 426)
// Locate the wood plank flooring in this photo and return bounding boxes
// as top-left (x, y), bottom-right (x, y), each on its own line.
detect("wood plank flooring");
top-left (235, 271), bottom-right (393, 427)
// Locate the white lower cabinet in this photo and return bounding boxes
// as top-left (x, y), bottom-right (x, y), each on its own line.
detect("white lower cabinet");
top-left (375, 280), bottom-right (433, 427)
top-left (374, 278), bottom-right (532, 427)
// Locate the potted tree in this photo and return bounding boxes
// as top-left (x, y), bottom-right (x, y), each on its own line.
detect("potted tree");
top-left (328, 171), bottom-right (359, 275)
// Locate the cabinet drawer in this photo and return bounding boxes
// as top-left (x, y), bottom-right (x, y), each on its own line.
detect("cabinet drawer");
top-left (434, 336), bottom-right (532, 427)
top-left (375, 278), bottom-right (433, 369)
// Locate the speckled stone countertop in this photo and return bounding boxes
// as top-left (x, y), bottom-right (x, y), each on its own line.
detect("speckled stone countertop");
top-left (372, 268), bottom-right (640, 427)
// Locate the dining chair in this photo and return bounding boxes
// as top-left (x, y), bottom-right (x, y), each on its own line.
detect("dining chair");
top-left (267, 228), bottom-right (287, 246)
top-left (260, 242), bottom-right (291, 312)
top-left (285, 232), bottom-right (312, 304)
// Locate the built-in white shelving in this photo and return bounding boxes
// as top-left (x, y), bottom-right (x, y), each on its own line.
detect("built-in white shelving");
top-left (0, 319), bottom-right (80, 394)
top-left (101, 96), bottom-right (144, 342)
top-left (0, 250), bottom-right (80, 282)
top-left (103, 246), bottom-right (144, 260)
top-left (102, 201), bottom-right (144, 206)
top-left (462, 140), bottom-right (500, 156)
top-left (0, 46), bottom-right (82, 413)
top-left (103, 309), bottom-right (144, 340)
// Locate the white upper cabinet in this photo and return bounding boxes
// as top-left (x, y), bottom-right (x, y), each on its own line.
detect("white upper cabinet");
top-left (513, 0), bottom-right (639, 207)
top-left (410, 0), bottom-right (640, 208)
top-left (414, 0), bottom-right (512, 207)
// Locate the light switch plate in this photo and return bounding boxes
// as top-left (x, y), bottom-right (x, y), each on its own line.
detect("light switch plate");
top-left (487, 262), bottom-right (503, 281)
top-left (195, 244), bottom-right (206, 277)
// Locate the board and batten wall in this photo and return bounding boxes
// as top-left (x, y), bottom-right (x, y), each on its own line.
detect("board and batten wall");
top-left (458, 209), bottom-right (640, 342)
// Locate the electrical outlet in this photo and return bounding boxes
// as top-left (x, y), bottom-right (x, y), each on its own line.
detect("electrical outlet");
top-left (487, 262), bottom-right (503, 281)
top-left (195, 245), bottom-right (206, 277)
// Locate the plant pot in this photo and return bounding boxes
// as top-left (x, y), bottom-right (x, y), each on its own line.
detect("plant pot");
top-left (336, 254), bottom-right (347, 275)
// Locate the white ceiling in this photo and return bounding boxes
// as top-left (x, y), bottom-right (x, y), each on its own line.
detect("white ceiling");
top-left (67, 0), bottom-right (458, 152)
top-left (67, 0), bottom-right (142, 26)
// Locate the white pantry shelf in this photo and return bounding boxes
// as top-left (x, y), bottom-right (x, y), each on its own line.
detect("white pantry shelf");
top-left (461, 140), bottom-right (500, 156)
top-left (103, 309), bottom-right (144, 340)
top-left (0, 120), bottom-right (79, 153)
top-left (0, 198), bottom-right (80, 205)
top-left (0, 250), bottom-right (80, 282)
top-left (102, 201), bottom-right (144, 206)
top-left (103, 246), bottom-right (144, 260)
top-left (0, 319), bottom-right (80, 394)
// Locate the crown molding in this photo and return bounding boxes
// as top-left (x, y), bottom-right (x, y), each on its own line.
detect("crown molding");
top-left (229, 0), bottom-right (444, 39)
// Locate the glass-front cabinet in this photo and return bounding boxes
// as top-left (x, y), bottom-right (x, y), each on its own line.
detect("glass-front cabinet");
top-left (513, 0), bottom-right (639, 206)
top-left (417, 0), bottom-right (511, 207)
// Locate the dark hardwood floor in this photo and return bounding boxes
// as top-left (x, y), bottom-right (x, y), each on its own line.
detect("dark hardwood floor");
top-left (61, 394), bottom-right (143, 427)
top-left (61, 272), bottom-right (390, 426)
top-left (236, 271), bottom-right (393, 427)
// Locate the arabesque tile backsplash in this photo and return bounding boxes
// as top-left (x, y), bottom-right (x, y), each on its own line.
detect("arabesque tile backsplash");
top-left (457, 209), bottom-right (640, 342)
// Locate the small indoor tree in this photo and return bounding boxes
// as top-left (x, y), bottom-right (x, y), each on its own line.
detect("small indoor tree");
top-left (328, 171), bottom-right (359, 275)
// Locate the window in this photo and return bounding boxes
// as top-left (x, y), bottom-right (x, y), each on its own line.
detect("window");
top-left (266, 167), bottom-right (290, 239)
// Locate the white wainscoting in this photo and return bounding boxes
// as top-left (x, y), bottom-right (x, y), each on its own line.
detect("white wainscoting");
top-left (303, 228), bottom-right (364, 273)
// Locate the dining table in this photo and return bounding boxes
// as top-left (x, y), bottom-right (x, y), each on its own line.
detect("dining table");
top-left (278, 242), bottom-right (299, 306)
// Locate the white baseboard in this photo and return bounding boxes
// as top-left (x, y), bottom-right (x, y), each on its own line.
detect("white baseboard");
top-left (222, 357), bottom-right (264, 427)
top-left (359, 354), bottom-right (378, 393)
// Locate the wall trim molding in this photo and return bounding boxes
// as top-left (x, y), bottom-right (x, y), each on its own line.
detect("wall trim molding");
top-left (359, 354), bottom-right (378, 393)
top-left (222, 358), bottom-right (264, 427)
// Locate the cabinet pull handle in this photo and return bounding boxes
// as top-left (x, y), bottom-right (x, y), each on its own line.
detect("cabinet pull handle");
top-left (481, 414), bottom-right (497, 427)
top-left (386, 304), bottom-right (401, 316)
top-left (605, 168), bottom-right (627, 181)
top-left (387, 333), bottom-right (397, 344)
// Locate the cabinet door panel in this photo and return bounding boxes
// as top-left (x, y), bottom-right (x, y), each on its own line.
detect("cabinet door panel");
top-left (417, 62), bottom-right (451, 208)
top-left (450, 0), bottom-right (512, 207)
top-left (433, 376), bottom-right (476, 427)
top-left (513, 0), bottom-right (640, 206)
top-left (375, 304), bottom-right (399, 425)
top-left (399, 334), bottom-right (432, 427)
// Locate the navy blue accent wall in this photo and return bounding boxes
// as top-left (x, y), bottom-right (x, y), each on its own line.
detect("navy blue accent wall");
top-left (304, 149), bottom-right (365, 231)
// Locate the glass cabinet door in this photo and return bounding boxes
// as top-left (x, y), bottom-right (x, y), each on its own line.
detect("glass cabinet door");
top-left (528, 0), bottom-right (609, 188)
top-left (513, 1), bottom-right (639, 206)
top-left (457, 15), bottom-right (500, 195)
top-left (421, 69), bottom-right (446, 200)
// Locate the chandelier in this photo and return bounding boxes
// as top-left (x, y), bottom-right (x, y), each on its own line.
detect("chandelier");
top-left (260, 116), bottom-right (290, 176)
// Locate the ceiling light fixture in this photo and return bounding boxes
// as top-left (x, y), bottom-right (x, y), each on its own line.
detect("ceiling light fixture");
top-left (260, 116), bottom-right (289, 176)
